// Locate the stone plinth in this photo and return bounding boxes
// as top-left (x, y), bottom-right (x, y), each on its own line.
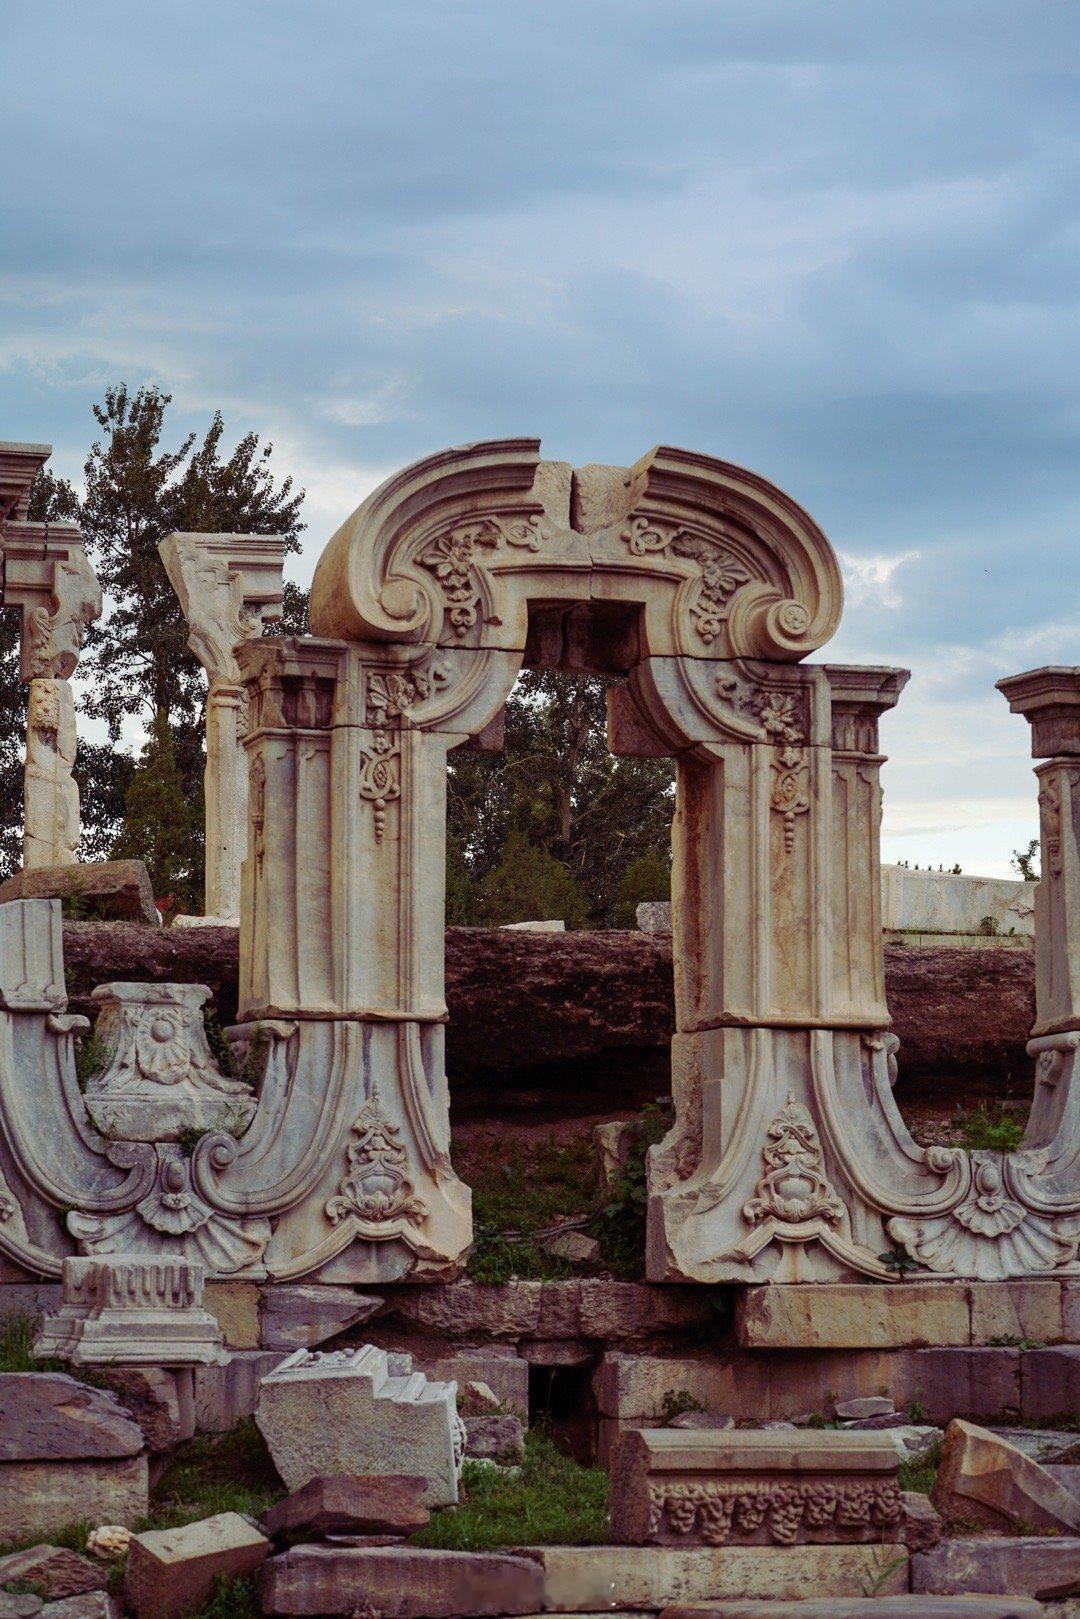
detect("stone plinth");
top-left (34, 1257), bottom-right (226, 1367)
top-left (255, 1344), bottom-right (466, 1506)
top-left (610, 1427), bottom-right (904, 1547)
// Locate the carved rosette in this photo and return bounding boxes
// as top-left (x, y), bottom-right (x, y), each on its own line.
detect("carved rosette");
top-left (418, 514), bottom-right (542, 641)
top-left (646, 1478), bottom-right (904, 1546)
top-left (621, 518), bottom-right (752, 645)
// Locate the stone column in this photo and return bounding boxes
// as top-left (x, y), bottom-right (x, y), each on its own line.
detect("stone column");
top-left (159, 533), bottom-right (286, 922)
top-left (3, 524), bottom-right (101, 870)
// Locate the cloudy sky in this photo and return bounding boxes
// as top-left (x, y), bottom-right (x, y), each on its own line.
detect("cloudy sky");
top-left (3, 1), bottom-right (1077, 876)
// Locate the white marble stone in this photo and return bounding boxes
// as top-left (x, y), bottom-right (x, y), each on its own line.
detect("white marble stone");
top-left (255, 1343), bottom-right (466, 1505)
top-left (34, 1257), bottom-right (226, 1367)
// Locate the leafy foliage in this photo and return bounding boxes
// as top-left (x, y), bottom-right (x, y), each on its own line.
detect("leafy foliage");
top-left (461, 1132), bottom-right (600, 1282)
top-left (111, 711), bottom-right (203, 912)
top-left (958, 1103), bottom-right (1026, 1153)
top-left (413, 1430), bottom-right (609, 1549)
top-left (1011, 837), bottom-right (1040, 881)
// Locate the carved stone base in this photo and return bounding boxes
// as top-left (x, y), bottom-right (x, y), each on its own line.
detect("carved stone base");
top-left (34, 1257), bottom-right (226, 1367)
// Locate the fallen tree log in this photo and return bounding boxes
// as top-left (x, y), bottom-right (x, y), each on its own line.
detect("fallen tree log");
top-left (58, 922), bottom-right (1035, 1118)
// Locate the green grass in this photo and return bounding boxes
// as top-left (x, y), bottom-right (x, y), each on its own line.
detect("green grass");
top-left (957, 1103), bottom-right (1026, 1153)
top-left (412, 1431), bottom-right (610, 1549)
top-left (461, 1133), bottom-right (601, 1282)
top-left (0, 1312), bottom-right (107, 1387)
top-left (0, 1520), bottom-right (93, 1558)
top-left (897, 1439), bottom-right (942, 1495)
top-left (199, 1575), bottom-right (261, 1618)
top-left (142, 1420), bottom-right (285, 1530)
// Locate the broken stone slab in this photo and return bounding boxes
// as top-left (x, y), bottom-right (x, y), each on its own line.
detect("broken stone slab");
top-left (258, 1545), bottom-right (546, 1616)
top-left (833, 1396), bottom-right (895, 1419)
top-left (990, 1426), bottom-right (1080, 1463)
top-left (657, 1600), bottom-right (1044, 1618)
top-left (1047, 1464), bottom-right (1080, 1498)
top-left (0, 1597), bottom-right (42, 1618)
top-left (900, 1492), bottom-right (944, 1551)
top-left (541, 1231), bottom-right (601, 1264)
top-left (193, 1350), bottom-right (286, 1432)
top-left (522, 1544), bottom-right (908, 1608)
top-left (0, 1374), bottom-right (143, 1460)
top-left (258, 1285), bottom-right (383, 1350)
top-left (260, 1474), bottom-right (429, 1540)
top-left (464, 1414), bottom-right (526, 1462)
top-left (911, 1535), bottom-right (1080, 1599)
top-left (930, 1418), bottom-right (1080, 1533)
top-left (0, 861), bottom-right (157, 924)
top-left (668, 1413), bottom-right (735, 1431)
top-left (0, 1455), bottom-right (148, 1541)
top-left (885, 1425), bottom-right (944, 1463)
top-left (39, 1597), bottom-right (121, 1619)
top-left (101, 1367), bottom-right (194, 1452)
top-left (459, 1379), bottom-right (501, 1413)
top-left (0, 1546), bottom-right (107, 1600)
top-left (611, 1428), bottom-right (904, 1547)
top-left (125, 1511), bottom-right (271, 1619)
top-left (255, 1345), bottom-right (467, 1506)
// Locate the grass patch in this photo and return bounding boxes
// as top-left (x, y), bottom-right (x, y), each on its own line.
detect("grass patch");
top-left (898, 1439), bottom-right (942, 1495)
top-left (460, 1133), bottom-right (602, 1282)
top-left (957, 1103), bottom-right (1026, 1154)
top-left (199, 1575), bottom-right (261, 1618)
top-left (143, 1420), bottom-right (284, 1530)
top-left (0, 1312), bottom-right (107, 1386)
top-left (412, 1431), bottom-right (609, 1549)
top-left (0, 1521), bottom-right (93, 1558)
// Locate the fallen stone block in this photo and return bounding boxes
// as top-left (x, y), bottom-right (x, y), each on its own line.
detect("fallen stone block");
top-left (193, 1349), bottom-right (286, 1431)
top-left (0, 1455), bottom-right (148, 1541)
top-left (1021, 1345), bottom-right (1080, 1422)
top-left (930, 1418), bottom-right (1080, 1533)
top-left (0, 1373), bottom-right (143, 1460)
top-left (260, 1473), bottom-right (429, 1540)
top-left (542, 1232), bottom-right (601, 1264)
top-left (125, 1511), bottom-right (271, 1619)
top-left (833, 1396), bottom-right (894, 1419)
top-left (101, 1367), bottom-right (193, 1452)
top-left (737, 1283), bottom-right (969, 1349)
top-left (0, 1546), bottom-right (106, 1600)
top-left (407, 1344), bottom-right (529, 1416)
top-left (668, 1412), bottom-right (735, 1431)
top-left (464, 1413), bottom-right (526, 1461)
top-left (991, 1426), bottom-right (1080, 1463)
top-left (658, 1599), bottom-right (1043, 1618)
top-left (611, 1427), bottom-right (903, 1547)
top-left (525, 1544), bottom-right (908, 1608)
top-left (0, 1598), bottom-right (41, 1618)
top-left (911, 1535), bottom-right (1080, 1598)
top-left (259, 1285), bottom-right (382, 1350)
top-left (900, 1491), bottom-right (943, 1551)
top-left (0, 860), bottom-right (156, 923)
top-left (258, 1545), bottom-right (545, 1616)
top-left (39, 1596), bottom-right (121, 1618)
top-left (256, 1345), bottom-right (466, 1506)
top-left (459, 1379), bottom-right (501, 1413)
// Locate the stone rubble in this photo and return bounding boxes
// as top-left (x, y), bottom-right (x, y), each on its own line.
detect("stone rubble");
top-left (124, 1511), bottom-right (271, 1619)
top-left (260, 1473), bottom-right (430, 1540)
top-left (258, 1284), bottom-right (383, 1351)
top-left (930, 1417), bottom-right (1080, 1534)
top-left (0, 1374), bottom-right (143, 1460)
top-left (0, 1546), bottom-right (106, 1600)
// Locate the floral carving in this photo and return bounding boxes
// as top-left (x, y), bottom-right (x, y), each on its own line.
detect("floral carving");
top-left (1039, 776), bottom-right (1063, 876)
top-left (418, 516), bottom-right (543, 639)
top-left (365, 662), bottom-right (451, 727)
top-left (744, 1091), bottom-right (846, 1228)
top-left (326, 1090), bottom-right (427, 1227)
top-left (646, 1479), bottom-right (903, 1545)
top-left (753, 690), bottom-right (809, 853)
top-left (619, 519), bottom-right (750, 643)
top-left (358, 731), bottom-right (401, 843)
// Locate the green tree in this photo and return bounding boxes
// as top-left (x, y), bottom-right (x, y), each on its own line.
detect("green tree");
top-left (613, 846), bottom-right (671, 928)
top-left (473, 827), bottom-right (588, 927)
top-left (447, 670), bottom-right (675, 926)
top-left (111, 711), bottom-right (202, 912)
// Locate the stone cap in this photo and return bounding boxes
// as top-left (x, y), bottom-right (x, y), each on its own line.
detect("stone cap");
top-left (997, 666), bottom-right (1080, 756)
top-left (616, 1426), bottom-right (900, 1475)
top-left (0, 442), bottom-right (51, 524)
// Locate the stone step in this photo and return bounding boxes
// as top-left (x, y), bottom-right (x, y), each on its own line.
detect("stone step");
top-left (658, 1600), bottom-right (1043, 1618)
top-left (912, 1536), bottom-right (1080, 1599)
top-left (258, 1546), bottom-right (544, 1616)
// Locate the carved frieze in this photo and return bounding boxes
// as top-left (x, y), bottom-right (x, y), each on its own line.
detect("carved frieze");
top-left (646, 1477), bottom-right (904, 1546)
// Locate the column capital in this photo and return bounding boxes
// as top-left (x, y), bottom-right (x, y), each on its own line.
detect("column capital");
top-left (159, 531), bottom-right (287, 682)
top-left (4, 522), bottom-right (101, 680)
top-left (998, 665), bottom-right (1080, 757)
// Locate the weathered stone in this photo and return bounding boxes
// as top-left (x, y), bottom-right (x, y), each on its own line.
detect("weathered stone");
top-left (899, 1491), bottom-right (943, 1551)
top-left (659, 1601), bottom-right (1043, 1618)
top-left (0, 1283), bottom-right (62, 1322)
top-left (519, 1337), bottom-right (593, 1366)
top-left (911, 1535), bottom-right (1080, 1598)
top-left (0, 1374), bottom-right (143, 1460)
top-left (0, 1597), bottom-right (41, 1618)
top-left (833, 1396), bottom-right (894, 1419)
top-left (203, 1282), bottom-right (260, 1349)
top-left (258, 1545), bottom-right (545, 1616)
top-left (384, 1280), bottom-right (543, 1339)
top-left (1021, 1345), bottom-right (1080, 1422)
top-left (970, 1279), bottom-right (1065, 1345)
top-left (526, 1544), bottom-right (908, 1608)
top-left (611, 1427), bottom-right (902, 1547)
top-left (101, 1368), bottom-right (193, 1452)
top-left (406, 1344), bottom-right (529, 1415)
top-left (0, 1546), bottom-right (106, 1600)
top-left (259, 1285), bottom-right (382, 1350)
top-left (594, 1351), bottom-right (771, 1422)
top-left (0, 1455), bottom-right (148, 1541)
top-left (885, 1426), bottom-right (944, 1464)
top-left (255, 1345), bottom-right (466, 1506)
top-left (84, 1528), bottom-right (130, 1562)
top-left (738, 1284), bottom-right (969, 1350)
top-left (542, 1231), bottom-right (601, 1264)
top-left (464, 1414), bottom-right (526, 1461)
top-left (0, 862), bottom-right (155, 924)
top-left (931, 1418), bottom-right (1080, 1533)
top-left (578, 1281), bottom-right (714, 1340)
top-left (895, 1347), bottom-right (1022, 1422)
top-left (125, 1511), bottom-right (270, 1619)
top-left (39, 1596), bottom-right (120, 1619)
top-left (1048, 1464), bottom-right (1080, 1498)
top-left (34, 1258), bottom-right (226, 1369)
top-left (1065, 1282), bottom-right (1080, 1343)
top-left (261, 1473), bottom-right (429, 1540)
top-left (459, 1379), bottom-right (501, 1413)
top-left (668, 1412), bottom-right (735, 1431)
top-left (993, 1427), bottom-right (1080, 1463)
top-left (193, 1350), bottom-right (286, 1431)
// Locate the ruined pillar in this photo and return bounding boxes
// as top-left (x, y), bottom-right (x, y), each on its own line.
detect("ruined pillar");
top-left (159, 533), bottom-right (286, 922)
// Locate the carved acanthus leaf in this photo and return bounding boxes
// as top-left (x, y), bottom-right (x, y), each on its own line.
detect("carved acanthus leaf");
top-left (744, 1091), bottom-right (846, 1228)
top-left (326, 1090), bottom-right (427, 1228)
